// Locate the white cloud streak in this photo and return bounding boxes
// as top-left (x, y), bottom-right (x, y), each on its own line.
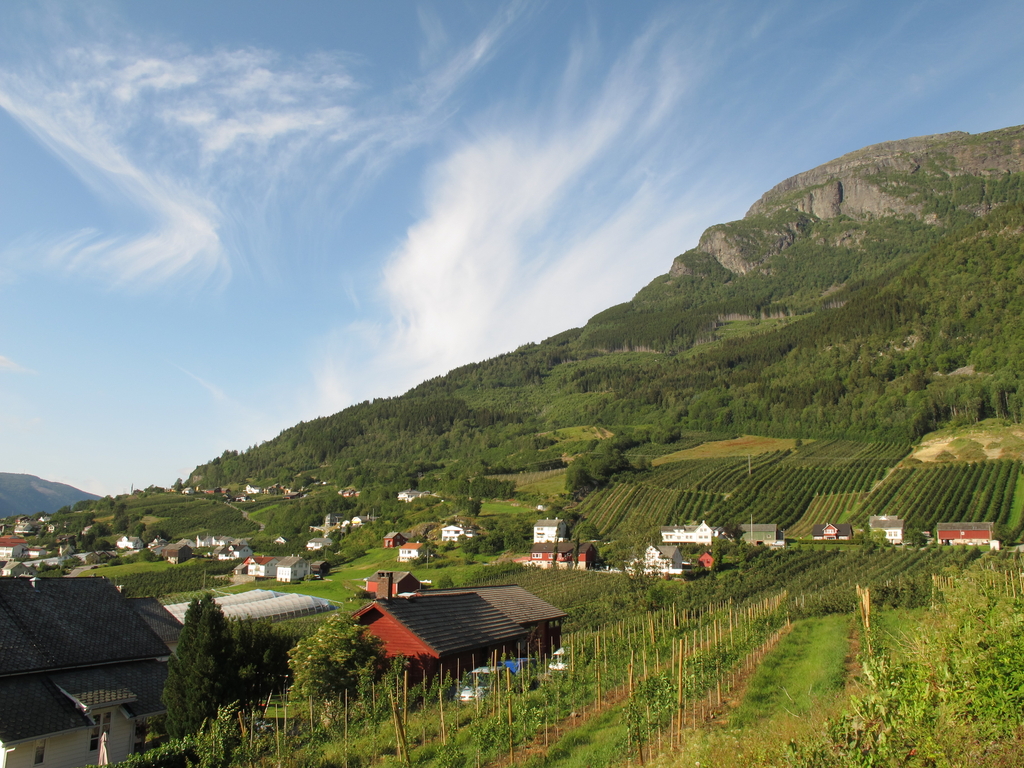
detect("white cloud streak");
top-left (311, 18), bottom-right (739, 412)
top-left (0, 355), bottom-right (33, 374)
top-left (0, 7), bottom-right (521, 289)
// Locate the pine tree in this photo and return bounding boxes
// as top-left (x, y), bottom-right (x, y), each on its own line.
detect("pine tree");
top-left (162, 595), bottom-right (233, 738)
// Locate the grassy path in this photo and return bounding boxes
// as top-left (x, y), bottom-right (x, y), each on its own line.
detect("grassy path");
top-left (727, 614), bottom-right (850, 727)
top-left (643, 615), bottom-right (854, 768)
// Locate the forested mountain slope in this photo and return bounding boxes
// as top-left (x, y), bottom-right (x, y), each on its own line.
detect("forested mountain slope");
top-left (191, 125), bottom-right (1024, 489)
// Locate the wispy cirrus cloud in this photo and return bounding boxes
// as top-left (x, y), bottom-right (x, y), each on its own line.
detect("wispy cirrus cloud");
top-left (311, 16), bottom-right (744, 411)
top-left (0, 355), bottom-right (33, 374)
top-left (0, 6), bottom-right (521, 289)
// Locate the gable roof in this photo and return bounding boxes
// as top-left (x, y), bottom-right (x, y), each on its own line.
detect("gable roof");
top-left (651, 545), bottom-right (681, 559)
top-left (936, 521), bottom-right (994, 530)
top-left (127, 597), bottom-right (183, 647)
top-left (427, 585), bottom-right (567, 625)
top-left (868, 516), bottom-right (905, 530)
top-left (534, 519), bottom-right (563, 527)
top-left (0, 579), bottom-right (170, 677)
top-left (0, 580), bottom-right (171, 745)
top-left (812, 523), bottom-right (853, 537)
top-left (356, 592), bottom-right (527, 657)
top-left (740, 523), bottom-right (779, 534)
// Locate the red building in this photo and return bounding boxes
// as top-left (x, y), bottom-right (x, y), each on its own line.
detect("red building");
top-left (353, 584), bottom-right (566, 683)
top-left (528, 541), bottom-right (599, 569)
top-left (364, 570), bottom-right (421, 596)
top-left (936, 521), bottom-right (994, 546)
top-left (697, 551), bottom-right (714, 569)
top-left (812, 523), bottom-right (853, 540)
top-left (383, 531), bottom-right (408, 548)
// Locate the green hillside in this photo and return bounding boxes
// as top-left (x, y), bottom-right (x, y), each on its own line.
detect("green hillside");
top-left (187, 126), bottom-right (1024, 503)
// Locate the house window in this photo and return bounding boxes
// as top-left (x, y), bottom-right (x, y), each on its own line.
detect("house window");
top-left (89, 712), bottom-right (112, 751)
top-left (34, 740), bottom-right (45, 765)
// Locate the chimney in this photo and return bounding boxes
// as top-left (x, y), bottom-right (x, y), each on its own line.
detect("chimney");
top-left (376, 572), bottom-right (393, 601)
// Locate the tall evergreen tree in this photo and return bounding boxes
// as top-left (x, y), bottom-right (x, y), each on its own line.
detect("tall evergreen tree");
top-left (162, 595), bottom-right (233, 738)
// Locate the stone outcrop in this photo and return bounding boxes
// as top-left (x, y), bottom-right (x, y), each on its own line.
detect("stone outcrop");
top-left (683, 125), bottom-right (1024, 275)
top-left (746, 126), bottom-right (1024, 219)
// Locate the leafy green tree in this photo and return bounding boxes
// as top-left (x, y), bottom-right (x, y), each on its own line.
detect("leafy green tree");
top-left (228, 619), bottom-right (291, 709)
top-left (163, 595), bottom-right (233, 738)
top-left (288, 614), bottom-right (384, 701)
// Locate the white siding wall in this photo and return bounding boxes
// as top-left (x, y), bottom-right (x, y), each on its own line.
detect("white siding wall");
top-left (2, 709), bottom-right (136, 768)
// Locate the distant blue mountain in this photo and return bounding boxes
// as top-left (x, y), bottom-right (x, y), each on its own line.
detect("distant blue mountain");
top-left (0, 473), bottom-right (100, 517)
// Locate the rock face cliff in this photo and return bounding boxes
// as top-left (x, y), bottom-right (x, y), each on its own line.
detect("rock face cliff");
top-left (671, 125), bottom-right (1024, 277)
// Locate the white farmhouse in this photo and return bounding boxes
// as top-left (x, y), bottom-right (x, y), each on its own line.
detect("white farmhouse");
top-left (397, 489), bottom-right (431, 502)
top-left (398, 542), bottom-right (428, 562)
top-left (635, 545), bottom-right (685, 576)
top-left (276, 556), bottom-right (310, 583)
top-left (660, 521), bottom-right (725, 545)
top-left (869, 516), bottom-right (905, 545)
top-left (115, 535), bottom-right (145, 551)
top-left (534, 519), bottom-right (567, 543)
top-left (440, 525), bottom-right (474, 542)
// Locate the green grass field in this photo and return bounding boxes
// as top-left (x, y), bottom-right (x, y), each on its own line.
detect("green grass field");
top-left (654, 435), bottom-right (803, 465)
top-left (729, 615), bottom-right (851, 727)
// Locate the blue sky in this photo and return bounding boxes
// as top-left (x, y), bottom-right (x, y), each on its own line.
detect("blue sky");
top-left (1, 0), bottom-right (1022, 496)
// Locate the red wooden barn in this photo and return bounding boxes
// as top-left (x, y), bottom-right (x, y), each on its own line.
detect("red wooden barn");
top-left (383, 531), bottom-right (408, 548)
top-left (353, 585), bottom-right (566, 683)
top-left (936, 521), bottom-right (994, 545)
top-left (697, 551), bottom-right (714, 569)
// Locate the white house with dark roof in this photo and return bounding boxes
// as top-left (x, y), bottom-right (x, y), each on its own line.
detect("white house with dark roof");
top-left (116, 535), bottom-right (144, 551)
top-left (533, 519), bottom-right (567, 543)
top-left (0, 579), bottom-right (171, 768)
top-left (868, 516), bottom-right (905, 544)
top-left (637, 545), bottom-right (686, 575)
top-left (306, 537), bottom-right (334, 551)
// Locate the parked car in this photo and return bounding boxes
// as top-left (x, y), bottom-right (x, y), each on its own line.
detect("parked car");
top-left (458, 665), bottom-right (501, 702)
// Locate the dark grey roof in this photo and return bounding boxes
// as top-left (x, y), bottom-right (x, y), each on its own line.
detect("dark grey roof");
top-left (0, 579), bottom-right (172, 677)
top-left (128, 597), bottom-right (183, 646)
top-left (0, 660), bottom-right (169, 743)
top-left (812, 523), bottom-right (854, 537)
top-left (531, 542), bottom-right (597, 555)
top-left (740, 524), bottom-right (779, 533)
top-left (936, 521), bottom-right (994, 530)
top-left (428, 585), bottom-right (567, 626)
top-left (0, 673), bottom-right (92, 743)
top-left (364, 592), bottom-right (527, 656)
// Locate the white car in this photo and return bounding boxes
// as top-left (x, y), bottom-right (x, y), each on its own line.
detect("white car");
top-left (458, 683), bottom-right (489, 701)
